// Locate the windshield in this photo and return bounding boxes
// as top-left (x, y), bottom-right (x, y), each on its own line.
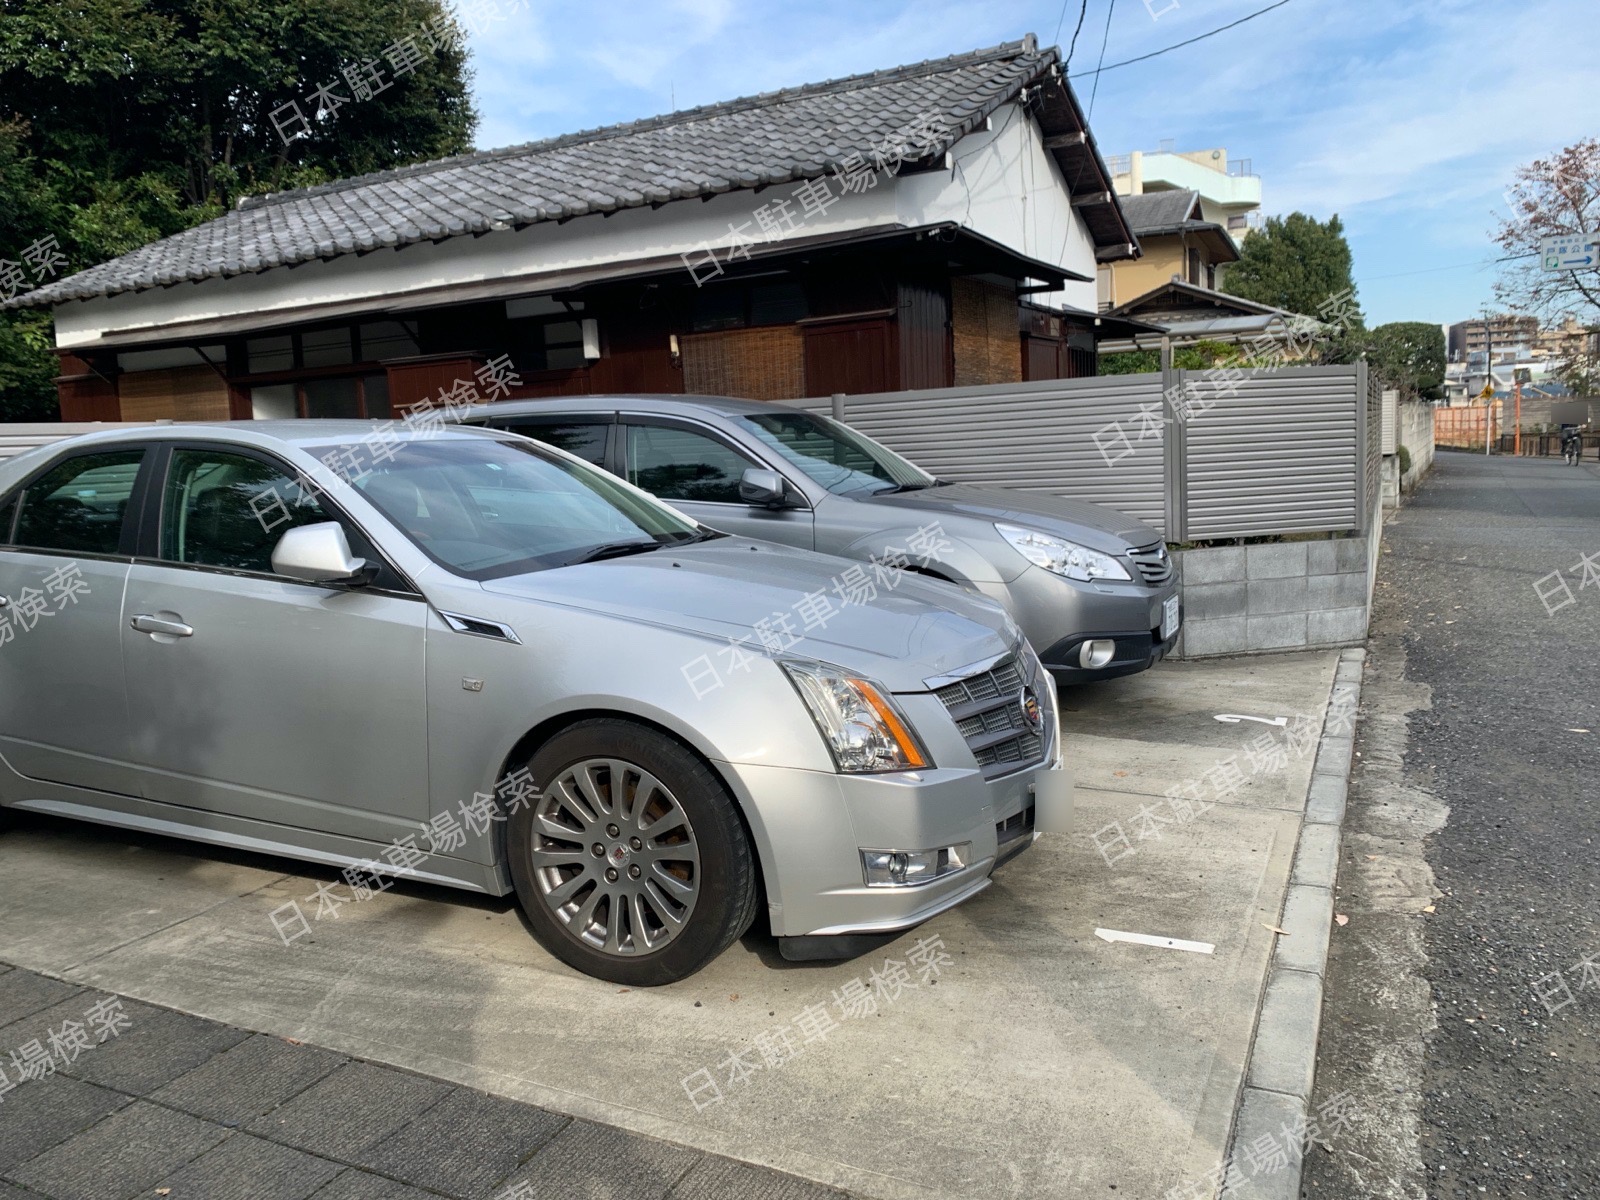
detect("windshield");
top-left (735, 410), bottom-right (934, 495)
top-left (332, 436), bottom-right (703, 580)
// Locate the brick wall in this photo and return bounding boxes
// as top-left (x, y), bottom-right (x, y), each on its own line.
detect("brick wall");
top-left (682, 326), bottom-right (804, 401)
top-left (950, 278), bottom-right (1022, 387)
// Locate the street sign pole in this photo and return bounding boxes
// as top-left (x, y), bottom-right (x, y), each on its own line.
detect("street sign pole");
top-left (1515, 379), bottom-right (1522, 457)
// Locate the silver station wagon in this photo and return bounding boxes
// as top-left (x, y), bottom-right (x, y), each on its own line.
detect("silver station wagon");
top-left (461, 396), bottom-right (1181, 684)
top-left (0, 422), bottom-right (1063, 985)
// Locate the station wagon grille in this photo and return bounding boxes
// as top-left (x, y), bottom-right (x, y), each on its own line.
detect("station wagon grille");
top-left (1127, 542), bottom-right (1174, 587)
top-left (933, 655), bottom-right (1050, 780)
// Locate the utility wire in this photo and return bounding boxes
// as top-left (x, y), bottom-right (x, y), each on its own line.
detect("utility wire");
top-left (1055, 0), bottom-right (1089, 70)
top-left (1069, 0), bottom-right (1295, 78)
top-left (1087, 0), bottom-right (1118, 118)
top-left (1357, 251), bottom-right (1538, 284)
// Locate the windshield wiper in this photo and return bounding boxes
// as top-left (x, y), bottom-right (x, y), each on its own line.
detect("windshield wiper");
top-left (567, 539), bottom-right (663, 565)
top-left (671, 529), bottom-right (727, 545)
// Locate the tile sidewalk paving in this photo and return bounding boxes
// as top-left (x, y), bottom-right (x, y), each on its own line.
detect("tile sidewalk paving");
top-left (0, 962), bottom-right (850, 1200)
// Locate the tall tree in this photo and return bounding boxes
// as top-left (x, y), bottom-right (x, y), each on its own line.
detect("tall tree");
top-left (1494, 139), bottom-right (1600, 321)
top-left (0, 0), bottom-right (479, 419)
top-left (1493, 139), bottom-right (1600, 396)
top-left (1366, 321), bottom-right (1446, 400)
top-left (1223, 212), bottom-right (1362, 320)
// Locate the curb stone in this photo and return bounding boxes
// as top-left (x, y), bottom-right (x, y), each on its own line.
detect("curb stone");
top-left (1221, 645), bottom-right (1364, 1200)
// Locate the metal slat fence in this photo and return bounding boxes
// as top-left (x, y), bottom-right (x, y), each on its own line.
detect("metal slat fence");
top-left (797, 364), bottom-right (1375, 542)
top-left (789, 375), bottom-right (1168, 533)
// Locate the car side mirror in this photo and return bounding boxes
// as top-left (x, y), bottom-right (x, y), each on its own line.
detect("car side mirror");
top-left (740, 467), bottom-right (790, 509)
top-left (271, 522), bottom-right (372, 585)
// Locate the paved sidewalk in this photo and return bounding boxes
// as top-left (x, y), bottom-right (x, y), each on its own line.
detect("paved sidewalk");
top-left (0, 962), bottom-right (847, 1200)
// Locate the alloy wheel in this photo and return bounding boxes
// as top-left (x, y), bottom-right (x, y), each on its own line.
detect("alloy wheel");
top-left (529, 758), bottom-right (701, 956)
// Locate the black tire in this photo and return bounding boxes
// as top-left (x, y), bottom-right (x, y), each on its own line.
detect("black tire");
top-left (506, 718), bottom-right (758, 986)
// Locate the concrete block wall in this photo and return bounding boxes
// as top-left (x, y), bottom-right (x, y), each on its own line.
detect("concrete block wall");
top-left (1384, 402), bottom-right (1436, 507)
top-left (1173, 537), bottom-right (1371, 658)
top-left (1400, 401), bottom-right (1435, 487)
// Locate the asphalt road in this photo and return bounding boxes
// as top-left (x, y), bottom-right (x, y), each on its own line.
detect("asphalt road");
top-left (1305, 450), bottom-right (1600, 1200)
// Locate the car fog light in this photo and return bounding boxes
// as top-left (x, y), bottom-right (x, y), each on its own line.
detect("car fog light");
top-left (1079, 639), bottom-right (1116, 669)
top-left (861, 843), bottom-right (970, 887)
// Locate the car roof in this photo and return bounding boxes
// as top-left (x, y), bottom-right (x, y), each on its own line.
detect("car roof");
top-left (460, 394), bottom-right (794, 422)
top-left (27, 420), bottom-right (515, 454)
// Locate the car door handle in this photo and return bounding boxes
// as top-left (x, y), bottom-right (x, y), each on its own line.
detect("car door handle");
top-left (130, 614), bottom-right (194, 638)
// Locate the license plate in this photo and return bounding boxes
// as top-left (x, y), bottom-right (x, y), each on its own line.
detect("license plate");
top-left (1161, 595), bottom-right (1180, 640)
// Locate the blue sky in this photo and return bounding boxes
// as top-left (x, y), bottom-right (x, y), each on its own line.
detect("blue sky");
top-left (461, 0), bottom-right (1598, 327)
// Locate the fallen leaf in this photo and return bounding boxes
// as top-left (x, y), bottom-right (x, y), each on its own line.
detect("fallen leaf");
top-left (1263, 924), bottom-right (1290, 936)
top-left (1365, 854), bottom-right (1379, 860)
top-left (284, 1038), bottom-right (303, 1046)
top-left (1335, 914), bottom-right (1349, 926)
top-left (1113, 770), bottom-right (1128, 777)
top-left (1422, 905), bottom-right (1436, 914)
top-left (729, 994), bottom-right (739, 1002)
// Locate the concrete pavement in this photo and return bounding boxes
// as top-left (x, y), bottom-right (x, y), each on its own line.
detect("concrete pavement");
top-left (0, 651), bottom-right (1344, 1199)
top-left (0, 961), bottom-right (845, 1199)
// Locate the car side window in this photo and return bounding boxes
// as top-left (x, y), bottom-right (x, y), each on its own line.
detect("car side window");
top-left (625, 423), bottom-right (758, 504)
top-left (160, 449), bottom-right (333, 573)
top-left (11, 449), bottom-right (145, 556)
top-left (500, 420), bottom-right (609, 467)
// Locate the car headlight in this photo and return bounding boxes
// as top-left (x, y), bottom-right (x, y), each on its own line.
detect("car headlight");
top-left (780, 660), bottom-right (930, 774)
top-left (996, 523), bottom-right (1131, 583)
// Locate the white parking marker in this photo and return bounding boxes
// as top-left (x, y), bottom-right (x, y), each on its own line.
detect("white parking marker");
top-left (1213, 714), bottom-right (1288, 727)
top-left (1095, 928), bottom-right (1215, 954)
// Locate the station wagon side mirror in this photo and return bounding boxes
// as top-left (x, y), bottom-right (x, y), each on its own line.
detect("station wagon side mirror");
top-left (271, 522), bottom-right (372, 585)
top-left (739, 467), bottom-right (791, 509)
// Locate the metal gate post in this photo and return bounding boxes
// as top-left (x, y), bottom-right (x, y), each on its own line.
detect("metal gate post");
top-left (1161, 338), bottom-right (1186, 542)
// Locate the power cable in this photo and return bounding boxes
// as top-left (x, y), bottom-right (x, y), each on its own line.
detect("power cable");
top-left (1055, 0), bottom-right (1089, 69)
top-left (1087, 0), bottom-right (1117, 118)
top-left (1068, 0), bottom-right (1295, 79)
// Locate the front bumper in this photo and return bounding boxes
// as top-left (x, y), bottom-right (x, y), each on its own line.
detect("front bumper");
top-left (1002, 565), bottom-right (1180, 684)
top-left (721, 756), bottom-right (1043, 956)
top-left (1039, 619), bottom-right (1180, 684)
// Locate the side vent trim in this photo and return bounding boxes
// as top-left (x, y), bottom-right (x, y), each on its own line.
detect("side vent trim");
top-left (438, 611), bottom-right (522, 644)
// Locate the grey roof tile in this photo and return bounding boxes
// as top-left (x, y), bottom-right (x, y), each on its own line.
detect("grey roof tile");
top-left (1119, 189), bottom-right (1203, 235)
top-left (10, 38), bottom-right (1057, 309)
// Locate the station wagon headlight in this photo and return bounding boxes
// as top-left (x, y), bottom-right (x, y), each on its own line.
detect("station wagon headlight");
top-left (780, 660), bottom-right (929, 774)
top-left (996, 523), bottom-right (1131, 583)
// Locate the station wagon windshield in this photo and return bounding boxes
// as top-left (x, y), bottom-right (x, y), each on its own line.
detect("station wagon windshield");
top-left (333, 437), bottom-right (704, 580)
top-left (736, 411), bottom-right (935, 496)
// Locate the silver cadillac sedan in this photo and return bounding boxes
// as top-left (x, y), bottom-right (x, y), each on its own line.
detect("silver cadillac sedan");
top-left (0, 422), bottom-right (1060, 985)
top-left (460, 396), bottom-right (1181, 684)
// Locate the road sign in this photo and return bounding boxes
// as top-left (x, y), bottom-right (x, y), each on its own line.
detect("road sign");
top-left (1541, 231), bottom-right (1600, 271)
top-left (1478, 384), bottom-right (1495, 400)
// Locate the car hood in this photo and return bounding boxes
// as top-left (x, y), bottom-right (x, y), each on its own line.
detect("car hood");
top-left (478, 539), bottom-right (1018, 692)
top-left (863, 483), bottom-right (1161, 553)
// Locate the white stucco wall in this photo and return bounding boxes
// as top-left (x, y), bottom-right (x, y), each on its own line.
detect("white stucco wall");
top-left (895, 102), bottom-right (1099, 313)
top-left (54, 103), bottom-right (1102, 347)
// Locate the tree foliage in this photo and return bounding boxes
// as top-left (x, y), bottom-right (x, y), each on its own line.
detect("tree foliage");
top-left (1099, 340), bottom-right (1250, 375)
top-left (1494, 139), bottom-right (1600, 396)
top-left (0, 0), bottom-right (479, 419)
top-left (1366, 321), bottom-right (1446, 400)
top-left (1223, 212), bottom-right (1362, 322)
top-left (1494, 139), bottom-right (1600, 322)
